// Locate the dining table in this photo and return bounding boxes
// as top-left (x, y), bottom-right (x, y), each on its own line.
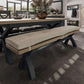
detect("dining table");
top-left (0, 17), bottom-right (68, 64)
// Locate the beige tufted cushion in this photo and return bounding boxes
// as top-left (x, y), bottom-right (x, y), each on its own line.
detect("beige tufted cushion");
top-left (6, 26), bottom-right (79, 50)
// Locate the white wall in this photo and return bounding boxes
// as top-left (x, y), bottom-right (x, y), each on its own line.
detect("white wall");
top-left (81, 7), bottom-right (84, 27)
top-left (67, 0), bottom-right (84, 5)
top-left (63, 0), bottom-right (67, 26)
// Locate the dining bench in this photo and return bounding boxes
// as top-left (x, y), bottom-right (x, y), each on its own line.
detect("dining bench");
top-left (5, 26), bottom-right (79, 80)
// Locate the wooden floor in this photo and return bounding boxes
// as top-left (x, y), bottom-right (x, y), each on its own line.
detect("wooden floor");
top-left (0, 32), bottom-right (84, 84)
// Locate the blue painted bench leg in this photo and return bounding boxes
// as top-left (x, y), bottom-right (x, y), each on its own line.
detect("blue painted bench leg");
top-left (70, 37), bottom-right (77, 47)
top-left (19, 52), bottom-right (35, 80)
top-left (18, 55), bottom-right (26, 70)
top-left (64, 36), bottom-right (77, 47)
top-left (25, 53), bottom-right (35, 80)
top-left (64, 39), bottom-right (69, 45)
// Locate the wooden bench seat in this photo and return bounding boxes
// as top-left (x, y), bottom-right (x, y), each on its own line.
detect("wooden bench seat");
top-left (6, 26), bottom-right (79, 55)
top-left (5, 26), bottom-right (79, 80)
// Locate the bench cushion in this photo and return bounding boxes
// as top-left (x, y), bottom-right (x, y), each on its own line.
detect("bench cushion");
top-left (6, 26), bottom-right (79, 50)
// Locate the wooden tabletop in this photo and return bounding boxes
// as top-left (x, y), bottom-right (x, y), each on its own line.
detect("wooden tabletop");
top-left (0, 18), bottom-right (68, 25)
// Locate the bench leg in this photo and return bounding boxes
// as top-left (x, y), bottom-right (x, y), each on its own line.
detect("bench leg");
top-left (70, 37), bottom-right (77, 47)
top-left (18, 55), bottom-right (25, 70)
top-left (64, 36), bottom-right (77, 47)
top-left (19, 52), bottom-right (36, 80)
top-left (64, 39), bottom-right (69, 45)
top-left (24, 53), bottom-right (35, 80)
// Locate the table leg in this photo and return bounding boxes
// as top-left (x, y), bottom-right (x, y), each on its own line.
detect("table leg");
top-left (0, 26), bottom-right (3, 52)
top-left (0, 39), bottom-right (2, 52)
top-left (1, 25), bottom-right (14, 64)
top-left (2, 39), bottom-right (13, 64)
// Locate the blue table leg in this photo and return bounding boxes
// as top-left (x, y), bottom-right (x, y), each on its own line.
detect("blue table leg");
top-left (0, 26), bottom-right (3, 52)
top-left (2, 39), bottom-right (13, 64)
top-left (0, 39), bottom-right (2, 52)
